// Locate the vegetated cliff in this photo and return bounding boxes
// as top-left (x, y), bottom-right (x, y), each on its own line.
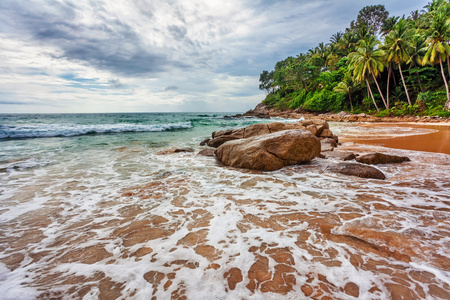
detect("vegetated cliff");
top-left (257, 2), bottom-right (450, 118)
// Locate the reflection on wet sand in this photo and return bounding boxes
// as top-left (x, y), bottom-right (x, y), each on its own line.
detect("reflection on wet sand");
top-left (342, 123), bottom-right (450, 155)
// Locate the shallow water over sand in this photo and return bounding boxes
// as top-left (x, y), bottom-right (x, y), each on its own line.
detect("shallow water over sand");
top-left (0, 121), bottom-right (449, 299)
top-left (340, 123), bottom-right (450, 155)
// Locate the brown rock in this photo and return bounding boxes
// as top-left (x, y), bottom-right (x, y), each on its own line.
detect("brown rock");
top-left (216, 129), bottom-right (320, 171)
top-left (356, 152), bottom-right (411, 165)
top-left (320, 129), bottom-right (334, 138)
top-left (300, 120), bottom-right (313, 127)
top-left (199, 138), bottom-right (210, 146)
top-left (323, 151), bottom-right (356, 161)
top-left (267, 122), bottom-right (305, 133)
top-left (305, 125), bottom-right (317, 136)
top-left (321, 138), bottom-right (337, 152)
top-left (197, 149), bottom-right (216, 157)
top-left (328, 163), bottom-right (386, 180)
top-left (157, 148), bottom-right (194, 155)
top-left (315, 124), bottom-right (326, 136)
top-left (208, 128), bottom-right (245, 148)
top-left (174, 147), bottom-right (194, 153)
top-left (243, 123), bottom-right (270, 138)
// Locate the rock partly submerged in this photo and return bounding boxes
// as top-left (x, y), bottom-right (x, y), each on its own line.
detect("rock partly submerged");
top-left (215, 129), bottom-right (321, 171)
top-left (322, 151), bottom-right (357, 161)
top-left (328, 162), bottom-right (386, 180)
top-left (356, 152), bottom-right (411, 165)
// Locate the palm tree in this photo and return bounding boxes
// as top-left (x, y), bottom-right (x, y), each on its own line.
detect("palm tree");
top-left (407, 34), bottom-right (426, 93)
top-left (334, 74), bottom-right (361, 112)
top-left (422, 11), bottom-right (450, 110)
top-left (410, 10), bottom-right (420, 21)
top-left (348, 37), bottom-right (387, 111)
top-left (384, 19), bottom-right (414, 106)
top-left (337, 32), bottom-right (358, 56)
top-left (330, 32), bottom-right (344, 45)
top-left (381, 16), bottom-right (400, 36)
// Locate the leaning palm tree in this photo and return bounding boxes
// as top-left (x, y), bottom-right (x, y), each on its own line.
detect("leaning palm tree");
top-left (334, 74), bottom-right (361, 112)
top-left (384, 18), bottom-right (414, 106)
top-left (348, 37), bottom-right (387, 112)
top-left (422, 11), bottom-right (450, 110)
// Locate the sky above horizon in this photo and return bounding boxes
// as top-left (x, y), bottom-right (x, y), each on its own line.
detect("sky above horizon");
top-left (0, 0), bottom-right (427, 113)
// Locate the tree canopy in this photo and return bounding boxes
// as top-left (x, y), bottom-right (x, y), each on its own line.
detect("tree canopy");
top-left (259, 1), bottom-right (450, 116)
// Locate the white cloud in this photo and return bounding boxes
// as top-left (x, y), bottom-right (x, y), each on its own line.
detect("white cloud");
top-left (0, 0), bottom-right (428, 113)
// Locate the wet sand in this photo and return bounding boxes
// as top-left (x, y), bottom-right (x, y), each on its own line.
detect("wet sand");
top-left (0, 123), bottom-right (449, 299)
top-left (342, 123), bottom-right (450, 155)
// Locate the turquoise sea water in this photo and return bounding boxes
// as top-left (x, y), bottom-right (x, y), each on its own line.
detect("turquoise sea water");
top-left (0, 113), bottom-right (264, 162)
top-left (1, 113), bottom-right (449, 299)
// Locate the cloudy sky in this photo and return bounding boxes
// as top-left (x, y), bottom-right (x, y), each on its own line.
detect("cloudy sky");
top-left (0, 0), bottom-right (427, 113)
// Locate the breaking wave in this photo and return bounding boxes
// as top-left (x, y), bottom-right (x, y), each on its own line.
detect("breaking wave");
top-left (0, 122), bottom-right (193, 139)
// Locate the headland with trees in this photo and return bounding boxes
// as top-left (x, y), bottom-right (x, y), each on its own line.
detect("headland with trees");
top-left (258, 0), bottom-right (450, 117)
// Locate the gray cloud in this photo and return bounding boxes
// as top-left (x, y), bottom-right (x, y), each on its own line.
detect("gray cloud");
top-left (108, 79), bottom-right (125, 88)
top-left (0, 0), bottom-right (428, 113)
top-left (0, 0), bottom-right (184, 76)
top-left (164, 86), bottom-right (179, 91)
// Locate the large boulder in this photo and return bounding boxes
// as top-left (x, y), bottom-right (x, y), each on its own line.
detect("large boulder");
top-left (205, 121), bottom-right (336, 148)
top-left (215, 129), bottom-right (321, 171)
top-left (356, 152), bottom-right (411, 165)
top-left (207, 122), bottom-right (308, 148)
top-left (207, 128), bottom-right (244, 148)
top-left (328, 163), bottom-right (386, 180)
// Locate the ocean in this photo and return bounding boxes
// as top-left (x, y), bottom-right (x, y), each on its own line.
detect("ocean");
top-left (0, 113), bottom-right (449, 299)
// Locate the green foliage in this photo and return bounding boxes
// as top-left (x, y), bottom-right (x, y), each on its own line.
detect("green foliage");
top-left (374, 91), bottom-right (450, 117)
top-left (303, 89), bottom-right (345, 112)
top-left (258, 1), bottom-right (450, 115)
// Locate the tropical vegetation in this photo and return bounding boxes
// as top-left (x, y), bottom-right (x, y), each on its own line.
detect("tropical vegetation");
top-left (258, 0), bottom-right (450, 117)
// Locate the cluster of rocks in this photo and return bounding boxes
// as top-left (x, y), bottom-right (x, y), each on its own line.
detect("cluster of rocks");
top-left (326, 153), bottom-right (410, 180)
top-left (159, 118), bottom-right (411, 179)
top-left (201, 119), bottom-right (336, 149)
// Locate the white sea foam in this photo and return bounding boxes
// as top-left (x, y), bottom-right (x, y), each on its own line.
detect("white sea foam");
top-left (0, 122), bottom-right (193, 139)
top-left (0, 121), bottom-right (449, 299)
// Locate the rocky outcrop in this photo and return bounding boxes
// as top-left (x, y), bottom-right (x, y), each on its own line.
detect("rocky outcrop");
top-left (240, 103), bottom-right (450, 123)
top-left (241, 103), bottom-right (306, 119)
top-left (356, 153), bottom-right (411, 165)
top-left (328, 163), bottom-right (386, 180)
top-left (215, 130), bottom-right (321, 171)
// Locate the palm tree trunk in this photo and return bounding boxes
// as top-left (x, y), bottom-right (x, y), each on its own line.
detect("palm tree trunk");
top-left (347, 92), bottom-right (354, 112)
top-left (447, 55), bottom-right (450, 80)
top-left (440, 57), bottom-right (450, 111)
top-left (371, 72), bottom-right (387, 109)
top-left (398, 63), bottom-right (411, 105)
top-left (416, 71), bottom-right (424, 93)
top-left (386, 64), bottom-right (391, 109)
top-left (366, 79), bottom-right (380, 112)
